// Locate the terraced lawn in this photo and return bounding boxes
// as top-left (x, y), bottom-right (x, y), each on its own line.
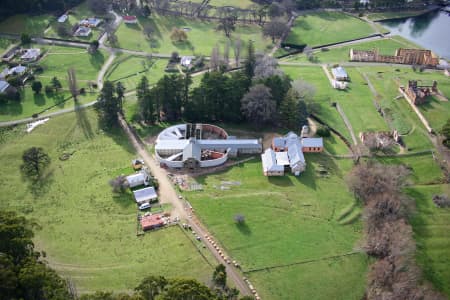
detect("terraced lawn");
top-left (106, 55), bottom-right (170, 91)
top-left (183, 156), bottom-right (368, 300)
top-left (115, 14), bottom-right (272, 56)
top-left (0, 109), bottom-right (215, 293)
top-left (285, 11), bottom-right (376, 47)
top-left (407, 184), bottom-right (450, 297)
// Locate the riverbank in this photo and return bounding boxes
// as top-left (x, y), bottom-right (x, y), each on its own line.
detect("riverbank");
top-left (366, 5), bottom-right (441, 22)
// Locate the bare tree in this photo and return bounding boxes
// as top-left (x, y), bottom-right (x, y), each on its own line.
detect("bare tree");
top-left (234, 36), bottom-right (241, 67)
top-left (291, 80), bottom-right (316, 102)
top-left (253, 54), bottom-right (283, 80)
top-left (209, 46), bottom-right (220, 71)
top-left (223, 40), bottom-right (230, 68)
top-left (67, 68), bottom-right (78, 101)
top-left (346, 162), bottom-right (410, 204)
top-left (241, 84), bottom-right (276, 126)
top-left (109, 175), bottom-right (129, 193)
top-left (263, 19), bottom-right (288, 43)
top-left (217, 15), bottom-right (237, 38)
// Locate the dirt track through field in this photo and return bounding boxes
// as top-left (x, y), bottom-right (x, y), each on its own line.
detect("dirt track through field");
top-left (117, 114), bottom-right (253, 297)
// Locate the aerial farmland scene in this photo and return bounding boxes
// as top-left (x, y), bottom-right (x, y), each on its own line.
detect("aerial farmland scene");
top-left (1, 0), bottom-right (450, 299)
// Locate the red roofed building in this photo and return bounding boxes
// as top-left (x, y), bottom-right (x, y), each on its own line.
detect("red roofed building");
top-left (123, 15), bottom-right (138, 24)
top-left (140, 214), bottom-right (164, 231)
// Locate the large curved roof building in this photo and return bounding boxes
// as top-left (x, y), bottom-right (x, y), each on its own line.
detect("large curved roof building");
top-left (155, 124), bottom-right (262, 169)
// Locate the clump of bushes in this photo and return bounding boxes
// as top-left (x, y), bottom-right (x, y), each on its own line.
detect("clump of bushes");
top-left (316, 125), bottom-right (330, 137)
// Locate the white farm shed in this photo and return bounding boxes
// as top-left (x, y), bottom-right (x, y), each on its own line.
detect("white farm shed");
top-left (133, 187), bottom-right (158, 204)
top-left (126, 173), bottom-right (146, 188)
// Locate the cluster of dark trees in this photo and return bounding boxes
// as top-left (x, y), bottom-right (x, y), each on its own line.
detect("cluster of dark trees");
top-left (441, 118), bottom-right (450, 148)
top-left (0, 210), bottom-right (73, 300)
top-left (347, 162), bottom-right (446, 300)
top-left (0, 210), bottom-right (255, 300)
top-left (121, 41), bottom-right (316, 131)
top-left (0, 0), bottom-right (83, 17)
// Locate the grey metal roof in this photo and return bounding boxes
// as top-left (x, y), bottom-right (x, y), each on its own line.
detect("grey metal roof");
top-left (0, 80), bottom-right (10, 93)
top-left (301, 138), bottom-right (324, 148)
top-left (261, 149), bottom-right (284, 172)
top-left (133, 187), bottom-right (157, 203)
top-left (197, 139), bottom-right (261, 150)
top-left (272, 137), bottom-right (285, 148)
top-left (288, 143), bottom-right (305, 166)
top-left (331, 66), bottom-right (348, 79)
top-left (155, 139), bottom-right (189, 151)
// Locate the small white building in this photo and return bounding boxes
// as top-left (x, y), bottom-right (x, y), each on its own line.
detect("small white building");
top-left (261, 148), bottom-right (284, 176)
top-left (74, 26), bottom-right (92, 37)
top-left (331, 66), bottom-right (349, 81)
top-left (133, 187), bottom-right (158, 204)
top-left (58, 14), bottom-right (68, 23)
top-left (181, 56), bottom-right (194, 68)
top-left (20, 48), bottom-right (41, 62)
top-left (8, 65), bottom-right (27, 76)
top-left (79, 18), bottom-right (102, 27)
top-left (126, 169), bottom-right (150, 188)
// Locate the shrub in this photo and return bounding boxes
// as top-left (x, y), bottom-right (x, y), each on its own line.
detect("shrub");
top-left (316, 125), bottom-right (331, 137)
top-left (45, 85), bottom-right (54, 94)
top-left (433, 194), bottom-right (450, 208)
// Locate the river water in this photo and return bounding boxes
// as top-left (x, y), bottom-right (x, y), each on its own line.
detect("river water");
top-left (379, 9), bottom-right (450, 59)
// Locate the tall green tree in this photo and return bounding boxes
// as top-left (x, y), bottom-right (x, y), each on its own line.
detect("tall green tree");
top-left (212, 264), bottom-right (227, 288)
top-left (259, 74), bottom-right (291, 108)
top-left (31, 81), bottom-right (42, 94)
top-left (244, 40), bottom-right (256, 80)
top-left (152, 75), bottom-right (184, 121)
top-left (280, 88), bottom-right (309, 130)
top-left (137, 76), bottom-right (155, 124)
top-left (135, 275), bottom-right (168, 300)
top-left (21, 147), bottom-right (51, 179)
top-left (96, 81), bottom-right (121, 127)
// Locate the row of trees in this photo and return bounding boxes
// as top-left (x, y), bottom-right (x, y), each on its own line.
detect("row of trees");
top-left (129, 41), bottom-right (316, 130)
top-left (347, 162), bottom-right (445, 299)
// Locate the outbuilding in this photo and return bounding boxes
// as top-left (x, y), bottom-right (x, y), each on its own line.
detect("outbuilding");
top-left (123, 15), bottom-right (138, 24)
top-left (331, 66), bottom-right (349, 81)
top-left (301, 138), bottom-right (324, 152)
top-left (140, 214), bottom-right (165, 231)
top-left (133, 187), bottom-right (158, 204)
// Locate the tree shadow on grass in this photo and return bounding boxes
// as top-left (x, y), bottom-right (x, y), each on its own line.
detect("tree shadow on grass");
top-left (51, 93), bottom-right (70, 108)
top-left (27, 170), bottom-right (54, 198)
top-left (268, 175), bottom-right (294, 187)
top-left (0, 101), bottom-right (23, 117)
top-left (33, 93), bottom-right (46, 106)
top-left (106, 126), bottom-right (137, 154)
top-left (235, 221), bottom-right (252, 236)
top-left (75, 103), bottom-right (94, 139)
top-left (89, 51), bottom-right (105, 70)
top-left (405, 187), bottom-right (445, 292)
top-left (112, 192), bottom-right (134, 208)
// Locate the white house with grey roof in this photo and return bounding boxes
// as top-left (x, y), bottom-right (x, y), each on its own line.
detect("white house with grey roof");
top-left (262, 132), bottom-right (322, 177)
